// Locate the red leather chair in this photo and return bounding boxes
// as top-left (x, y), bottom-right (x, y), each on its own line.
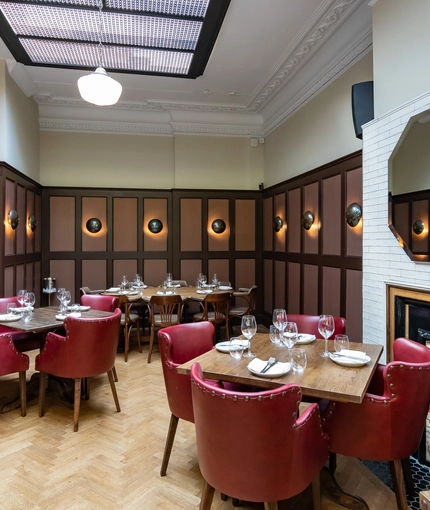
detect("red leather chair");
top-left (0, 334), bottom-right (30, 416)
top-left (157, 322), bottom-right (219, 476)
top-left (35, 309), bottom-right (121, 432)
top-left (287, 314), bottom-right (346, 338)
top-left (191, 362), bottom-right (329, 509)
top-left (0, 296), bottom-right (44, 351)
top-left (81, 294), bottom-right (119, 312)
top-left (322, 337), bottom-right (430, 510)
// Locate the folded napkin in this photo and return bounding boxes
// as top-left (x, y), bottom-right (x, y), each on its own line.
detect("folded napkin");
top-left (197, 289), bottom-right (212, 294)
top-left (156, 290), bottom-right (173, 295)
top-left (219, 285), bottom-right (232, 290)
top-left (56, 312), bottom-right (82, 320)
top-left (171, 284), bottom-right (181, 288)
top-left (248, 358), bottom-right (289, 375)
top-left (107, 287), bottom-right (120, 292)
top-left (337, 349), bottom-right (367, 360)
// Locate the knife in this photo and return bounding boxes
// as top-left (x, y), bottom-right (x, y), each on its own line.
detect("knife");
top-left (261, 359), bottom-right (278, 373)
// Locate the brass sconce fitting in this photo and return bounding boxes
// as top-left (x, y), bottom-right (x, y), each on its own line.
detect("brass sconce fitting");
top-left (273, 216), bottom-right (283, 232)
top-left (148, 219), bottom-right (163, 234)
top-left (211, 219), bottom-right (226, 234)
top-left (8, 210), bottom-right (19, 230)
top-left (86, 217), bottom-right (102, 233)
top-left (346, 202), bottom-right (362, 227)
top-left (413, 220), bottom-right (425, 235)
top-left (302, 210), bottom-right (314, 231)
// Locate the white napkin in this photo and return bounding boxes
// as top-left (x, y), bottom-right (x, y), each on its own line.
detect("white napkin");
top-left (219, 285), bottom-right (232, 290)
top-left (0, 313), bottom-right (15, 320)
top-left (197, 289), bottom-right (212, 294)
top-left (171, 284), bottom-right (181, 288)
top-left (337, 349), bottom-right (367, 360)
top-left (107, 287), bottom-right (120, 292)
top-left (248, 358), bottom-right (289, 375)
top-left (56, 312), bottom-right (82, 320)
top-left (156, 290), bottom-right (173, 295)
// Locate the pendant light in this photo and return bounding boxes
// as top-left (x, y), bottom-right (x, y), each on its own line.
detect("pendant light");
top-left (77, 1), bottom-right (122, 106)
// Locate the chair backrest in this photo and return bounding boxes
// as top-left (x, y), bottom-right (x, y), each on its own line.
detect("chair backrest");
top-left (171, 280), bottom-right (191, 287)
top-left (191, 362), bottom-right (329, 503)
top-left (202, 292), bottom-right (230, 324)
top-left (81, 294), bottom-right (119, 312)
top-left (287, 313), bottom-right (346, 338)
top-left (0, 334), bottom-right (29, 376)
top-left (233, 285), bottom-right (257, 314)
top-left (150, 294), bottom-right (183, 326)
top-left (158, 322), bottom-right (215, 422)
top-left (36, 309), bottom-right (121, 379)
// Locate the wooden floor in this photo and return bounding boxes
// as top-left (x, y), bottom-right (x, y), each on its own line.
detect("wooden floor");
top-left (0, 334), bottom-right (400, 510)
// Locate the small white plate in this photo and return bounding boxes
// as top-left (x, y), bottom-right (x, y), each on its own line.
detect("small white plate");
top-left (329, 353), bottom-right (371, 367)
top-left (0, 314), bottom-right (21, 322)
top-left (215, 339), bottom-right (249, 353)
top-left (68, 305), bottom-right (91, 311)
top-left (296, 334), bottom-right (316, 344)
top-left (247, 358), bottom-right (291, 378)
top-left (197, 289), bottom-right (212, 294)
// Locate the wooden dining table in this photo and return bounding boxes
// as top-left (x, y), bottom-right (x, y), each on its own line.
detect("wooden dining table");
top-left (177, 333), bottom-right (383, 404)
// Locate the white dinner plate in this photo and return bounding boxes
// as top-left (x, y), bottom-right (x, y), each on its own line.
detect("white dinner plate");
top-left (55, 312), bottom-right (82, 320)
top-left (0, 313), bottom-right (21, 322)
top-left (329, 353), bottom-right (371, 367)
top-left (247, 358), bottom-right (291, 378)
top-left (68, 305), bottom-right (90, 311)
top-left (126, 291), bottom-right (139, 295)
top-left (296, 334), bottom-right (316, 344)
top-left (215, 339), bottom-right (249, 353)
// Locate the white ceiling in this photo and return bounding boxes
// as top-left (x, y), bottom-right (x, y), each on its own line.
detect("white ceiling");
top-left (0, 0), bottom-right (373, 137)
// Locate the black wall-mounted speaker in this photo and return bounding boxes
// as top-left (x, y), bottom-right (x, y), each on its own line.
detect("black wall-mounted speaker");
top-left (351, 81), bottom-right (374, 140)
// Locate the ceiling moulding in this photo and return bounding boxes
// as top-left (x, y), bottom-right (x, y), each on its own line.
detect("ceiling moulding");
top-left (39, 119), bottom-right (173, 136)
top-left (263, 30), bottom-right (373, 136)
top-left (171, 124), bottom-right (263, 137)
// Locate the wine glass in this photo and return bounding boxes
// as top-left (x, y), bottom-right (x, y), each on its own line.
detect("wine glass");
top-left (17, 289), bottom-right (27, 308)
top-left (212, 273), bottom-right (219, 289)
top-left (282, 321), bottom-right (298, 361)
top-left (272, 309), bottom-right (287, 335)
top-left (121, 276), bottom-right (128, 291)
top-left (241, 315), bottom-right (257, 358)
top-left (24, 291), bottom-right (35, 310)
top-left (62, 291), bottom-right (71, 312)
top-left (318, 314), bottom-right (335, 358)
top-left (56, 288), bottom-right (65, 312)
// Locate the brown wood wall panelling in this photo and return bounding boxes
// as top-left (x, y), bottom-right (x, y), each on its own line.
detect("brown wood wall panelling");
top-left (0, 162), bottom-right (42, 304)
top-left (42, 187), bottom-right (262, 309)
top-left (262, 151), bottom-right (363, 342)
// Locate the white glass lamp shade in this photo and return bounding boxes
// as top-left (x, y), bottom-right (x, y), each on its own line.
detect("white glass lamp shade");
top-left (77, 67), bottom-right (122, 106)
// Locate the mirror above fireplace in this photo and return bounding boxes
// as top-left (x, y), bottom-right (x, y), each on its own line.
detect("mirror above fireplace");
top-left (389, 108), bottom-right (430, 262)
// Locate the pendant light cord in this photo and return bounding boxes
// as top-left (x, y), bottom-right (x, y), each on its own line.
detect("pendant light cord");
top-left (97, 0), bottom-right (105, 68)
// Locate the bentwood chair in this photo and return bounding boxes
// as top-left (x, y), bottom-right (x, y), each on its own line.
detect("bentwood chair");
top-left (0, 334), bottom-right (30, 416)
top-left (191, 362), bottom-right (329, 510)
top-left (35, 309), bottom-right (121, 432)
top-left (147, 294), bottom-right (183, 363)
top-left (286, 314), bottom-right (346, 338)
top-left (157, 322), bottom-right (219, 476)
top-left (322, 337), bottom-right (430, 510)
top-left (193, 292), bottom-right (231, 343)
top-left (229, 285), bottom-right (257, 334)
top-left (80, 286), bottom-right (104, 295)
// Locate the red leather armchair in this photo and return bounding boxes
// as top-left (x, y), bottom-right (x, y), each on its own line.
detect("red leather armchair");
top-left (191, 362), bottom-right (329, 509)
top-left (35, 309), bottom-right (121, 432)
top-left (0, 334), bottom-right (30, 416)
top-left (81, 294), bottom-right (119, 312)
top-left (0, 297), bottom-right (44, 351)
top-left (158, 322), bottom-right (218, 476)
top-left (287, 314), bottom-right (346, 338)
top-left (322, 337), bottom-right (430, 510)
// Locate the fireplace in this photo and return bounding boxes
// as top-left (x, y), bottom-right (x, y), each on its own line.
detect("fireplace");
top-left (388, 284), bottom-right (430, 466)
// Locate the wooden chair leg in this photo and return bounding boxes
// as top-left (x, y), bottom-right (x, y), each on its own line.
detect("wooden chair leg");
top-left (311, 472), bottom-right (322, 510)
top-left (329, 452), bottom-right (337, 472)
top-left (199, 479), bottom-right (215, 510)
top-left (73, 378), bottom-right (81, 432)
top-left (147, 325), bottom-right (155, 363)
top-left (18, 371), bottom-right (27, 417)
top-left (107, 370), bottom-right (121, 412)
top-left (389, 459), bottom-right (409, 510)
top-left (39, 372), bottom-right (47, 417)
top-left (220, 493), bottom-right (227, 501)
top-left (264, 503), bottom-right (278, 510)
top-left (401, 457), bottom-right (415, 497)
top-left (160, 414), bottom-right (179, 476)
top-left (136, 319), bottom-right (142, 353)
top-left (124, 325), bottom-right (130, 362)
top-left (112, 365), bottom-right (118, 383)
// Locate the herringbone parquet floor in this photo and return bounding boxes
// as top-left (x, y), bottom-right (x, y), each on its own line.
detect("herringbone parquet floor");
top-left (0, 334), bottom-right (398, 510)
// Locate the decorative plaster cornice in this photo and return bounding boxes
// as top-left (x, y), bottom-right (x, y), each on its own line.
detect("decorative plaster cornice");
top-left (171, 124), bottom-right (264, 137)
top-left (39, 119), bottom-right (173, 135)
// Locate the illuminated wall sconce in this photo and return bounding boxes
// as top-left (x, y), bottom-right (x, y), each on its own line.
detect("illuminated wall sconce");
top-left (148, 218), bottom-right (163, 234)
top-left (413, 220), bottom-right (425, 235)
top-left (86, 217), bottom-right (102, 233)
top-left (302, 210), bottom-right (314, 231)
top-left (8, 210), bottom-right (19, 230)
top-left (211, 219), bottom-right (226, 234)
top-left (273, 216), bottom-right (283, 232)
top-left (28, 215), bottom-right (38, 232)
top-left (346, 202), bottom-right (362, 227)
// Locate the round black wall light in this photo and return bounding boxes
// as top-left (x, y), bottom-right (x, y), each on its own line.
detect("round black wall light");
top-left (211, 219), bottom-right (226, 234)
top-left (86, 217), bottom-right (102, 233)
top-left (148, 219), bottom-right (163, 234)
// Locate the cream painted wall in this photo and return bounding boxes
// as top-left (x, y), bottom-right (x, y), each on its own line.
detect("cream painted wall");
top-left (4, 70), bottom-right (39, 180)
top-left (373, 0), bottom-right (430, 118)
top-left (263, 52), bottom-right (372, 188)
top-left (40, 131), bottom-right (175, 188)
top-left (174, 135), bottom-right (264, 190)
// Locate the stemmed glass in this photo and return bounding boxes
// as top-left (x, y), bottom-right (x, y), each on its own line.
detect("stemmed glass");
top-left (24, 292), bottom-right (35, 309)
top-left (212, 273), bottom-right (219, 289)
top-left (241, 314), bottom-right (257, 358)
top-left (17, 289), bottom-right (27, 308)
top-left (56, 288), bottom-right (65, 312)
top-left (62, 291), bottom-right (71, 312)
top-left (272, 309), bottom-right (287, 336)
top-left (282, 321), bottom-right (298, 361)
top-left (318, 314), bottom-right (335, 358)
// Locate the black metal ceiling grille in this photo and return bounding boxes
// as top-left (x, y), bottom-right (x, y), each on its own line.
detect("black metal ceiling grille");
top-left (0, 0), bottom-right (230, 78)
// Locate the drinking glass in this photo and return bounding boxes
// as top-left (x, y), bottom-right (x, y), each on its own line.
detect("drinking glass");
top-left (334, 334), bottom-right (349, 353)
top-left (17, 289), bottom-right (27, 308)
top-left (212, 273), bottom-right (219, 288)
top-left (282, 321), bottom-right (298, 360)
top-left (229, 338), bottom-right (245, 360)
top-left (22, 307), bottom-right (32, 323)
top-left (269, 325), bottom-right (282, 346)
top-left (272, 309), bottom-right (287, 335)
top-left (7, 302), bottom-right (15, 315)
top-left (241, 315), bottom-right (257, 358)
top-left (56, 288), bottom-right (65, 311)
top-left (121, 276), bottom-right (128, 291)
top-left (24, 291), bottom-right (35, 309)
top-left (62, 291), bottom-right (71, 312)
top-left (318, 314), bottom-right (335, 358)
top-left (291, 348), bottom-right (307, 373)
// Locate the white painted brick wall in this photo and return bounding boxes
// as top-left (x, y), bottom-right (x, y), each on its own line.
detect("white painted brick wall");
top-left (362, 90), bottom-right (430, 362)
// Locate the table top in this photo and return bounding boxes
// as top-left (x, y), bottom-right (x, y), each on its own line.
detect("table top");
top-left (104, 285), bottom-right (233, 302)
top-left (0, 306), bottom-right (113, 333)
top-left (177, 334), bottom-right (383, 404)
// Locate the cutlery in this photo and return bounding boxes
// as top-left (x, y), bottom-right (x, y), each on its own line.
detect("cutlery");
top-left (331, 352), bottom-right (367, 362)
top-left (261, 357), bottom-right (278, 373)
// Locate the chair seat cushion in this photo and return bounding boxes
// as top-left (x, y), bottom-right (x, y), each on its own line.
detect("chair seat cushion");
top-left (121, 312), bottom-right (139, 325)
top-left (229, 306), bottom-right (247, 316)
top-left (193, 312), bottom-right (225, 322)
top-left (154, 314), bottom-right (179, 325)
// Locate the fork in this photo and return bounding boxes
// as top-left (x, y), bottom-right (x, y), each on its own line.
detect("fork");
top-left (261, 357), bottom-right (276, 373)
